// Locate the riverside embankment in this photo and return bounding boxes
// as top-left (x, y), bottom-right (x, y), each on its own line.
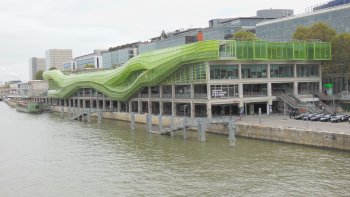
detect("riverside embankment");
top-left (51, 105), bottom-right (350, 151)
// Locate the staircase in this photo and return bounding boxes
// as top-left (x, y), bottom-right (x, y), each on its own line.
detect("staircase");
top-left (278, 92), bottom-right (323, 114)
top-left (312, 92), bottom-right (336, 114)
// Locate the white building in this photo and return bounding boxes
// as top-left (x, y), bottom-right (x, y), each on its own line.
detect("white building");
top-left (45, 49), bottom-right (73, 70)
top-left (29, 57), bottom-right (45, 80)
top-left (18, 80), bottom-right (48, 98)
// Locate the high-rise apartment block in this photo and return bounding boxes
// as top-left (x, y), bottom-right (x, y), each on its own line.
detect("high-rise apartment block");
top-left (29, 57), bottom-right (45, 80)
top-left (45, 49), bottom-right (73, 70)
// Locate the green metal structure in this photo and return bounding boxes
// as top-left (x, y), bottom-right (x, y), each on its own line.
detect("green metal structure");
top-left (43, 40), bottom-right (331, 100)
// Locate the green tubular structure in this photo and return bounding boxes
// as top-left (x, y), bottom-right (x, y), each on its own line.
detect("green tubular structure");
top-left (43, 40), bottom-right (331, 100)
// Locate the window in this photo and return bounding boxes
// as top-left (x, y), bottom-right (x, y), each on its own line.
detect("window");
top-left (210, 65), bottom-right (239, 79)
top-left (270, 64), bottom-right (294, 78)
top-left (241, 64), bottom-right (267, 78)
top-left (297, 64), bottom-right (319, 77)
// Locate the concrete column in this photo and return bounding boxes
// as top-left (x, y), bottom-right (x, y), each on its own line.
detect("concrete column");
top-left (116, 101), bottom-right (120, 112)
top-left (190, 101), bottom-right (195, 120)
top-left (238, 64), bottom-right (242, 79)
top-left (103, 99), bottom-right (106, 111)
top-left (64, 99), bottom-right (67, 107)
top-left (267, 63), bottom-right (271, 79)
top-left (267, 82), bottom-right (272, 97)
top-left (190, 84), bottom-right (194, 99)
top-left (172, 101), bottom-right (176, 117)
top-left (90, 98), bottom-right (93, 109)
top-left (207, 102), bottom-right (212, 119)
top-left (294, 63), bottom-right (297, 78)
top-left (207, 83), bottom-right (211, 100)
top-left (267, 102), bottom-right (270, 115)
top-left (238, 83), bottom-right (243, 98)
top-left (109, 100), bottom-right (113, 111)
top-left (148, 100), bottom-right (152, 115)
top-left (83, 99), bottom-right (86, 109)
top-left (138, 100), bottom-right (141, 114)
top-left (159, 85), bottom-right (163, 99)
top-left (77, 99), bottom-right (81, 108)
top-left (128, 101), bottom-right (132, 113)
top-left (96, 98), bottom-right (99, 110)
top-left (171, 84), bottom-right (175, 99)
top-left (159, 100), bottom-right (163, 115)
top-left (293, 81), bottom-right (298, 95)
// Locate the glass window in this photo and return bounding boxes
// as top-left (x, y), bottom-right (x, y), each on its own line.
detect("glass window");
top-left (270, 64), bottom-right (294, 78)
top-left (210, 84), bottom-right (238, 98)
top-left (210, 65), bottom-right (238, 79)
top-left (297, 64), bottom-right (319, 77)
top-left (241, 64), bottom-right (267, 78)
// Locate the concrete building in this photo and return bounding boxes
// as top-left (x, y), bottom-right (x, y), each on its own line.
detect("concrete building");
top-left (29, 57), bottom-right (45, 80)
top-left (44, 40), bottom-right (332, 118)
top-left (138, 9), bottom-right (292, 54)
top-left (256, 3), bottom-right (350, 41)
top-left (63, 50), bottom-right (106, 71)
top-left (17, 80), bottom-right (48, 98)
top-left (45, 49), bottom-right (73, 70)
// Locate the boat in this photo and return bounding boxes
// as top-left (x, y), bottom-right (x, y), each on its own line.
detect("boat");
top-left (16, 101), bottom-right (42, 113)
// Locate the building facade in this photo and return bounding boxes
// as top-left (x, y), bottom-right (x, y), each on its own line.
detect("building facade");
top-left (102, 45), bottom-right (138, 69)
top-left (29, 57), bottom-right (45, 80)
top-left (45, 49), bottom-right (73, 70)
top-left (256, 3), bottom-right (350, 41)
top-left (44, 40), bottom-right (331, 118)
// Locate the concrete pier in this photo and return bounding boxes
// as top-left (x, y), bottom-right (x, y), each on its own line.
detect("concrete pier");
top-left (49, 105), bottom-right (350, 151)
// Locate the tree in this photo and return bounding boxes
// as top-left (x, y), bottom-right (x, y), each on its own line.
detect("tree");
top-left (84, 64), bottom-right (95, 69)
top-left (292, 26), bottom-right (309, 41)
top-left (232, 30), bottom-right (257, 41)
top-left (49, 67), bottom-right (57, 70)
top-left (35, 70), bottom-right (44, 80)
top-left (331, 33), bottom-right (350, 78)
top-left (293, 22), bottom-right (336, 42)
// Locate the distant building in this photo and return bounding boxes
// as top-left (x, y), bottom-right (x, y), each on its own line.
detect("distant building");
top-left (102, 43), bottom-right (139, 69)
top-left (29, 57), bottom-right (45, 80)
top-left (138, 9), bottom-right (291, 54)
top-left (45, 49), bottom-right (73, 70)
top-left (313, 0), bottom-right (350, 11)
top-left (256, 3), bottom-right (350, 41)
top-left (17, 80), bottom-right (48, 98)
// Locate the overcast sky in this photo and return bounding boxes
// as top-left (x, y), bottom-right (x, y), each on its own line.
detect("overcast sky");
top-left (0, 0), bottom-right (324, 82)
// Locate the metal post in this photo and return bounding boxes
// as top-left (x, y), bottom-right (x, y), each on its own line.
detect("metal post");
top-left (258, 108), bottom-right (261, 124)
top-left (228, 117), bottom-right (236, 147)
top-left (159, 114), bottom-right (163, 132)
top-left (197, 118), bottom-right (206, 142)
top-left (130, 112), bottom-right (135, 130)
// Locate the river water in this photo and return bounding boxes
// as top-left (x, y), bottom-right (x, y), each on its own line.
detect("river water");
top-left (0, 102), bottom-right (349, 196)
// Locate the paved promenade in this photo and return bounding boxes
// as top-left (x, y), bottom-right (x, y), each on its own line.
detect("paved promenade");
top-left (240, 113), bottom-right (350, 135)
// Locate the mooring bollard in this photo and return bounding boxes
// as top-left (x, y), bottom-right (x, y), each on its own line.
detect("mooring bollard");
top-left (228, 117), bottom-right (236, 147)
top-left (197, 118), bottom-right (206, 142)
top-left (130, 112), bottom-right (135, 130)
top-left (159, 114), bottom-right (163, 132)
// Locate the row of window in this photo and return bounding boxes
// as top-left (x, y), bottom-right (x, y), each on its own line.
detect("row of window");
top-left (210, 64), bottom-right (319, 79)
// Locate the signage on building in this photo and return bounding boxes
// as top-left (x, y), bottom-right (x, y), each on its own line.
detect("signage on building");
top-left (212, 89), bottom-right (227, 97)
